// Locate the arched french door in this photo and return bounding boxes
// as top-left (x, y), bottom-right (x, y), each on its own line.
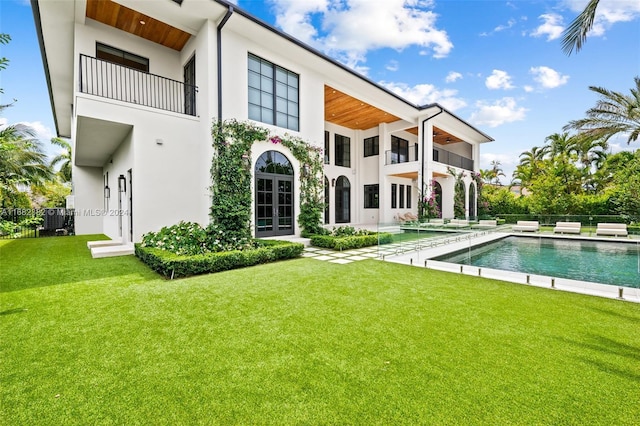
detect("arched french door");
top-left (255, 151), bottom-right (294, 237)
top-left (469, 183), bottom-right (476, 219)
top-left (335, 176), bottom-right (350, 223)
top-left (434, 181), bottom-right (443, 218)
top-left (324, 176), bottom-right (330, 224)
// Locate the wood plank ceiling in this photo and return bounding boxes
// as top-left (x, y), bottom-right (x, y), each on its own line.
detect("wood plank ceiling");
top-left (86, 0), bottom-right (191, 51)
top-left (324, 85), bottom-right (462, 145)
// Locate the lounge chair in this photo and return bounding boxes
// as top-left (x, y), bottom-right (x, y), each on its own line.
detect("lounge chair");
top-left (596, 223), bottom-right (628, 237)
top-left (472, 220), bottom-right (497, 229)
top-left (512, 220), bottom-right (539, 232)
top-left (445, 219), bottom-right (469, 228)
top-left (553, 222), bottom-right (581, 234)
top-left (422, 218), bottom-right (444, 227)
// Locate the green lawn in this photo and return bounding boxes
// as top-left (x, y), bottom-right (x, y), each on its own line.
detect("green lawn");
top-left (1, 236), bottom-right (639, 425)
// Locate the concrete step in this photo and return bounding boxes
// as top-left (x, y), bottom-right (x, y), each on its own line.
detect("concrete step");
top-left (90, 244), bottom-right (134, 258)
top-left (87, 239), bottom-right (122, 249)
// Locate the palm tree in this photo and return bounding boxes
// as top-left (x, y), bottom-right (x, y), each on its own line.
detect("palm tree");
top-left (564, 77), bottom-right (640, 145)
top-left (489, 160), bottom-right (506, 185)
top-left (0, 124), bottom-right (53, 204)
top-left (50, 137), bottom-right (72, 182)
top-left (561, 0), bottom-right (599, 55)
top-left (546, 132), bottom-right (576, 158)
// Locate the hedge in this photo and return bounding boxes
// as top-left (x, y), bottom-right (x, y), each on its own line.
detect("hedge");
top-left (310, 233), bottom-right (393, 250)
top-left (135, 239), bottom-right (304, 279)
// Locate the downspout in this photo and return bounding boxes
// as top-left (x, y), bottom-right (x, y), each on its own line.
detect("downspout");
top-left (217, 5), bottom-right (234, 123)
top-left (420, 107), bottom-right (444, 217)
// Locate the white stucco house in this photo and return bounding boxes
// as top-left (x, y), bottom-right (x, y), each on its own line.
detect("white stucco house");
top-left (32, 0), bottom-right (493, 245)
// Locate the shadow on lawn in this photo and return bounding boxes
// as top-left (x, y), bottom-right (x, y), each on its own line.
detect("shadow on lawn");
top-left (0, 235), bottom-right (160, 293)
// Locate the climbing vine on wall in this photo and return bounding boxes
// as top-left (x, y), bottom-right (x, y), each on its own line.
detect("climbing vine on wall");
top-left (211, 119), bottom-right (324, 238)
top-left (448, 166), bottom-right (467, 219)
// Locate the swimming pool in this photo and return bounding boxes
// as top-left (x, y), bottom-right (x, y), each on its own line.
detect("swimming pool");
top-left (434, 236), bottom-right (640, 288)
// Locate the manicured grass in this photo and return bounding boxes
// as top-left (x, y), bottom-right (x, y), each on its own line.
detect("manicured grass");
top-left (1, 236), bottom-right (639, 424)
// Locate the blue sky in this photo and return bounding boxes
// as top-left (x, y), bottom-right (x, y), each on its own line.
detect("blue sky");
top-left (1, 0), bottom-right (639, 181)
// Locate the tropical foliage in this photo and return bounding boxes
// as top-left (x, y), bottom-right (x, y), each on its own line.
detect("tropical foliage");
top-left (564, 77), bottom-right (640, 145)
top-left (561, 0), bottom-right (600, 55)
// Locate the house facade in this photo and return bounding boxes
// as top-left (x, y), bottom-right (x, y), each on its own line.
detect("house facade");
top-left (33, 0), bottom-right (493, 244)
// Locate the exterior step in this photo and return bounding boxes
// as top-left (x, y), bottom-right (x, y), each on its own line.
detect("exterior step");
top-left (90, 244), bottom-right (134, 258)
top-left (87, 239), bottom-right (123, 249)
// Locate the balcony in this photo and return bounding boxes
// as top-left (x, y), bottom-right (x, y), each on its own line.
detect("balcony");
top-left (79, 55), bottom-right (197, 116)
top-left (433, 147), bottom-right (473, 170)
top-left (385, 144), bottom-right (419, 165)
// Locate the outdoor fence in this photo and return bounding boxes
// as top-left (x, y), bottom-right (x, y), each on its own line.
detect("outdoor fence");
top-left (0, 208), bottom-right (75, 239)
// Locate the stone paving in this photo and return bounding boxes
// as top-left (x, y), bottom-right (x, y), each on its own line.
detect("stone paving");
top-left (302, 242), bottom-right (427, 264)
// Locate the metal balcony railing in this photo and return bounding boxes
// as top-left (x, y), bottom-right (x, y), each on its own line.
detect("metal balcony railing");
top-left (79, 54), bottom-right (197, 116)
top-left (433, 147), bottom-right (474, 170)
top-left (385, 144), bottom-right (419, 165)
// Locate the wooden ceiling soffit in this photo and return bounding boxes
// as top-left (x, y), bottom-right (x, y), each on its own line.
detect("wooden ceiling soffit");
top-left (433, 127), bottom-right (464, 145)
top-left (325, 86), bottom-right (400, 130)
top-left (390, 171), bottom-right (418, 180)
top-left (86, 0), bottom-right (191, 51)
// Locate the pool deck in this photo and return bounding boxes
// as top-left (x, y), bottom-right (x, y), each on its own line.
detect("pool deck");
top-left (382, 231), bottom-right (640, 304)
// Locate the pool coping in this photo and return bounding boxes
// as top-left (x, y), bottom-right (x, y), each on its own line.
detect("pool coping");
top-left (383, 231), bottom-right (640, 304)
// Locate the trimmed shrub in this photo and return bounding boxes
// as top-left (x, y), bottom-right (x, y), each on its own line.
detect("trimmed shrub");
top-left (135, 239), bottom-right (304, 279)
top-left (310, 233), bottom-right (393, 250)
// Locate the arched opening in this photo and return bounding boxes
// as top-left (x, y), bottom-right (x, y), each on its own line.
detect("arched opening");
top-left (434, 181), bottom-right (443, 218)
top-left (255, 150), bottom-right (294, 237)
top-left (335, 176), bottom-right (350, 223)
top-left (324, 176), bottom-right (330, 224)
top-left (469, 182), bottom-right (476, 219)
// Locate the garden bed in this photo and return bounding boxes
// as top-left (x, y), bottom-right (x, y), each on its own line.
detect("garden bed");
top-left (135, 239), bottom-right (303, 279)
top-left (309, 226), bottom-right (393, 250)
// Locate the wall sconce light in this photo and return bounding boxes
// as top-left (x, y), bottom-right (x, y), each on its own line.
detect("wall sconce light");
top-left (241, 154), bottom-right (251, 169)
top-left (118, 174), bottom-right (126, 193)
top-left (302, 164), bottom-right (310, 177)
top-left (104, 186), bottom-right (110, 199)
top-left (331, 178), bottom-right (336, 187)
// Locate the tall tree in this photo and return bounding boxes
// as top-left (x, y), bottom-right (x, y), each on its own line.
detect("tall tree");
top-left (489, 160), bottom-right (505, 185)
top-left (50, 137), bottom-right (72, 182)
top-left (564, 77), bottom-right (640, 145)
top-left (1, 33), bottom-right (15, 111)
top-left (561, 0), bottom-right (599, 55)
top-left (0, 124), bottom-right (53, 206)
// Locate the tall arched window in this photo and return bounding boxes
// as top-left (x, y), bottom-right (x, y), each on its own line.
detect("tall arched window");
top-left (335, 176), bottom-right (350, 223)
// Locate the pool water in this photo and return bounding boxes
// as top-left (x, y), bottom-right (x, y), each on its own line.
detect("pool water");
top-left (435, 236), bottom-right (640, 288)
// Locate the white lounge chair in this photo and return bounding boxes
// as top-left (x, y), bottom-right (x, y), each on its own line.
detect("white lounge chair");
top-left (472, 220), bottom-right (497, 229)
top-left (445, 219), bottom-right (469, 228)
top-left (512, 221), bottom-right (539, 232)
top-left (553, 222), bottom-right (581, 234)
top-left (596, 223), bottom-right (628, 237)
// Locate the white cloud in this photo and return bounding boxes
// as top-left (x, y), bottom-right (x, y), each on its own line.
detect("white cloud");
top-left (523, 85), bottom-right (534, 93)
top-left (270, 0), bottom-right (452, 68)
top-left (0, 117), bottom-right (7, 127)
top-left (445, 71), bottom-right (462, 83)
top-left (485, 70), bottom-right (515, 90)
top-left (379, 81), bottom-right (467, 111)
top-left (386, 60), bottom-right (399, 72)
top-left (17, 121), bottom-right (54, 141)
top-left (469, 97), bottom-right (527, 128)
top-left (530, 66), bottom-right (569, 89)
top-left (494, 18), bottom-right (516, 33)
top-left (530, 13), bottom-right (564, 40)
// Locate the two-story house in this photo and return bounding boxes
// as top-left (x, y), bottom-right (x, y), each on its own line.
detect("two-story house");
top-left (32, 0), bottom-right (493, 248)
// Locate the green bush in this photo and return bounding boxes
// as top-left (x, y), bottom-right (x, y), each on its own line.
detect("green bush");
top-left (310, 233), bottom-right (393, 250)
top-left (135, 239), bottom-right (304, 279)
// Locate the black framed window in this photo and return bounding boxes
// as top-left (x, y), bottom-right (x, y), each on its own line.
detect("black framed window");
top-left (324, 176), bottom-right (330, 224)
top-left (399, 184), bottom-right (405, 208)
top-left (183, 55), bottom-right (196, 116)
top-left (324, 131), bottom-right (330, 164)
top-left (335, 176), bottom-right (351, 223)
top-left (391, 135), bottom-right (409, 164)
top-left (364, 136), bottom-right (379, 157)
top-left (335, 134), bottom-right (351, 167)
top-left (406, 185), bottom-right (412, 209)
top-left (364, 184), bottom-right (379, 209)
top-left (248, 53), bottom-right (299, 131)
top-left (391, 183), bottom-right (397, 209)
top-left (96, 43), bottom-right (148, 72)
